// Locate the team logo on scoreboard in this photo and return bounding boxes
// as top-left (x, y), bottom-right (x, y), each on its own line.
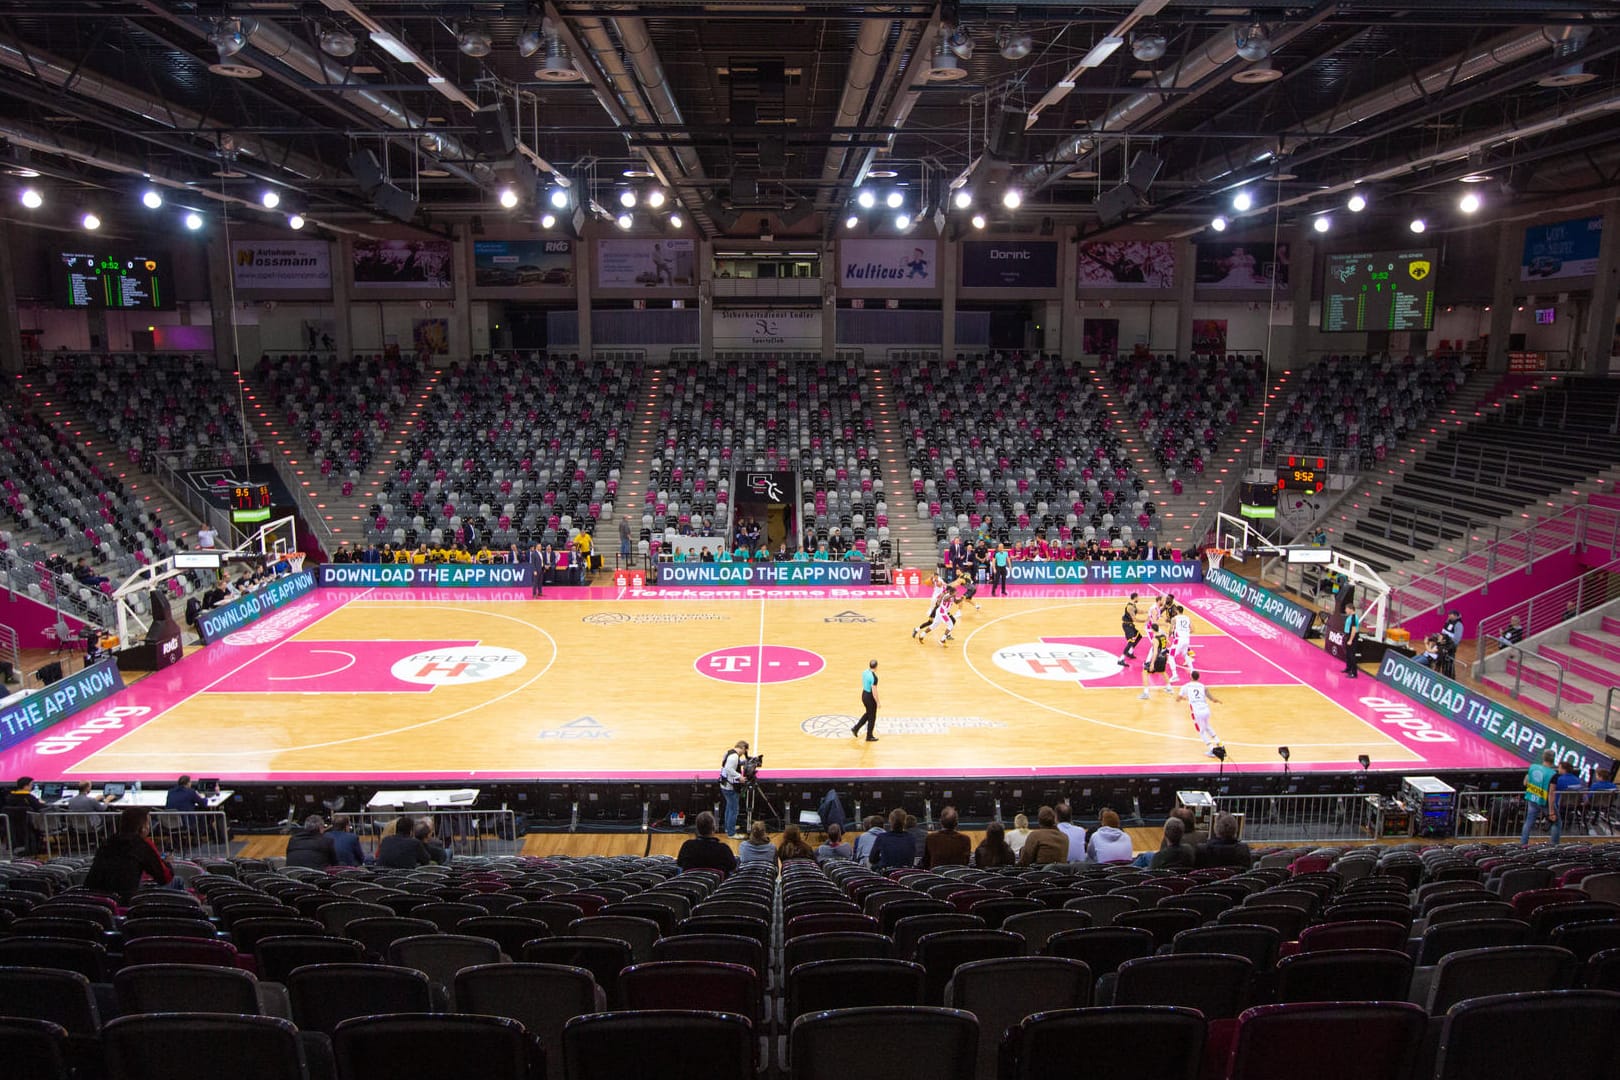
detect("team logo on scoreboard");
top-left (1407, 259), bottom-right (1431, 281)
top-left (389, 647), bottom-right (526, 686)
top-left (992, 642), bottom-right (1121, 682)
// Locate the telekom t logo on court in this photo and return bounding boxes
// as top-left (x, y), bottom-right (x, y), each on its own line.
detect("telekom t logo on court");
top-left (696, 645), bottom-right (825, 684)
top-left (391, 646), bottom-right (527, 686)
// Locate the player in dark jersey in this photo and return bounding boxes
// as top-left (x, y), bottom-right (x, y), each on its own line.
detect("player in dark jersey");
top-left (1118, 591), bottom-right (1142, 666)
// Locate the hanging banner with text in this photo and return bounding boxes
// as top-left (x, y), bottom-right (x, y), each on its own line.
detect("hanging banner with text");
top-left (839, 238), bottom-right (938, 289)
top-left (595, 238), bottom-right (697, 288)
top-left (714, 308), bottom-right (823, 350)
top-left (655, 562), bottom-right (873, 587)
top-left (196, 571), bottom-right (317, 645)
top-left (0, 659), bottom-right (125, 754)
top-left (1376, 651), bottom-right (1612, 776)
top-left (1006, 561), bottom-right (1204, 586)
top-left (960, 240), bottom-right (1059, 289)
top-left (1203, 566), bottom-right (1315, 637)
top-left (317, 563), bottom-right (533, 589)
top-left (1520, 215), bottom-right (1603, 281)
top-left (230, 240), bottom-right (332, 290)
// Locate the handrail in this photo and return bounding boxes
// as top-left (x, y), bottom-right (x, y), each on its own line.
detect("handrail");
top-left (1470, 558), bottom-right (1620, 672)
top-left (1606, 687), bottom-right (1620, 747)
top-left (1497, 642), bottom-right (1568, 720)
top-left (0, 620), bottom-right (19, 680)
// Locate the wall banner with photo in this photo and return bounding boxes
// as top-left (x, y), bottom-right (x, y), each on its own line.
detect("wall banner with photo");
top-left (714, 308), bottom-right (823, 350)
top-left (472, 239), bottom-right (574, 288)
top-left (1520, 216), bottom-right (1602, 281)
top-left (1076, 240), bottom-right (1176, 290)
top-left (595, 238), bottom-right (697, 288)
top-left (352, 238), bottom-right (453, 289)
top-left (1195, 242), bottom-right (1289, 289)
top-left (412, 318), bottom-right (449, 355)
top-left (838, 238), bottom-right (938, 288)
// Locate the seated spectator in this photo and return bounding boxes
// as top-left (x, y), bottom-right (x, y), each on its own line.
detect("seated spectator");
top-left (1005, 812), bottom-right (1031, 856)
top-left (1414, 634), bottom-right (1441, 668)
top-left (737, 821), bottom-right (776, 867)
top-left (1149, 816), bottom-right (1196, 870)
top-left (923, 805), bottom-right (972, 868)
top-left (1085, 808), bottom-right (1135, 863)
top-left (871, 808), bottom-right (918, 869)
top-left (66, 780), bottom-right (109, 815)
top-left (84, 807), bottom-right (176, 902)
top-left (376, 815), bottom-right (431, 868)
top-left (815, 822), bottom-right (853, 862)
top-left (905, 813), bottom-right (928, 861)
top-left (1018, 806), bottom-right (1070, 865)
top-left (328, 814), bottom-right (369, 866)
top-left (676, 810), bottom-right (738, 876)
top-left (851, 814), bottom-right (884, 863)
top-left (777, 824), bottom-right (816, 863)
top-left (415, 819), bottom-right (449, 864)
top-left (4, 776), bottom-right (46, 855)
top-left (1171, 805), bottom-right (1207, 846)
top-left (973, 820), bottom-right (1016, 868)
top-left (165, 775), bottom-right (209, 811)
top-left (285, 814), bottom-right (337, 869)
top-left (1495, 617), bottom-right (1525, 651)
top-left (1195, 811), bottom-right (1252, 868)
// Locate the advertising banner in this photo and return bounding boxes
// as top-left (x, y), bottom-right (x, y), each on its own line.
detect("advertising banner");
top-left (655, 562), bottom-right (873, 587)
top-left (196, 571), bottom-right (317, 644)
top-left (714, 308), bottom-right (822, 350)
top-left (1520, 216), bottom-right (1603, 281)
top-left (230, 240), bottom-right (332, 290)
top-left (317, 563), bottom-right (533, 588)
top-left (1076, 240), bottom-right (1176, 290)
top-left (1377, 651), bottom-right (1612, 776)
top-left (1005, 561), bottom-right (1204, 586)
top-left (1203, 566), bottom-right (1315, 637)
top-left (1195, 242), bottom-right (1290, 289)
top-left (595, 238), bottom-right (696, 288)
top-left (838, 238), bottom-right (937, 288)
top-left (352, 238), bottom-right (453, 289)
top-left (961, 240), bottom-right (1059, 289)
top-left (473, 239), bottom-right (574, 288)
top-left (0, 659), bottom-right (125, 754)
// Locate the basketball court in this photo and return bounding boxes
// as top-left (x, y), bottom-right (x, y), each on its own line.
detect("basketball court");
top-left (1, 581), bottom-right (1525, 783)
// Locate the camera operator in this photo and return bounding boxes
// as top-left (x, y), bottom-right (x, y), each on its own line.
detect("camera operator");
top-left (720, 740), bottom-right (750, 838)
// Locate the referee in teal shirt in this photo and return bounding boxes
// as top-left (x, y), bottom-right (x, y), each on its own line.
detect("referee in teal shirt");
top-left (852, 659), bottom-right (880, 741)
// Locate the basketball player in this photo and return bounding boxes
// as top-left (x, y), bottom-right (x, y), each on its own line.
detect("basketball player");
top-left (1118, 591), bottom-right (1142, 666)
top-left (954, 572), bottom-right (982, 613)
top-left (935, 588), bottom-right (960, 647)
top-left (1138, 625), bottom-right (1170, 699)
top-left (1165, 602), bottom-right (1194, 689)
top-left (1179, 671), bottom-right (1223, 756)
top-left (912, 575), bottom-right (952, 642)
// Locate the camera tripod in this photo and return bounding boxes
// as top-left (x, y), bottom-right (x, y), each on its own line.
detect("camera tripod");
top-left (744, 780), bottom-right (782, 829)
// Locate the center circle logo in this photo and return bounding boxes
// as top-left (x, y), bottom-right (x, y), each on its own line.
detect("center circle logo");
top-left (696, 645), bottom-right (826, 684)
top-left (992, 642), bottom-right (1122, 682)
top-left (583, 612), bottom-right (630, 625)
top-left (390, 646), bottom-right (527, 686)
top-left (802, 714), bottom-right (859, 738)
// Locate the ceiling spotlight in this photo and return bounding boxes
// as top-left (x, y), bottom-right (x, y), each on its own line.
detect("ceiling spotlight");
top-left (1409, 217), bottom-right (1427, 233)
top-left (141, 189), bottom-right (163, 210)
top-left (1234, 22), bottom-right (1271, 62)
top-left (82, 212), bottom-right (101, 231)
top-left (1347, 191), bottom-right (1367, 213)
top-left (540, 212), bottom-right (556, 229)
top-left (1232, 190), bottom-right (1253, 212)
top-left (1458, 191), bottom-right (1482, 214)
top-left (1313, 215), bottom-right (1330, 233)
top-left (646, 189), bottom-right (666, 209)
top-left (856, 188), bottom-right (876, 210)
top-left (184, 211), bottom-right (203, 231)
top-left (616, 212), bottom-right (633, 230)
top-left (1002, 188), bottom-right (1022, 209)
top-left (668, 213), bottom-right (683, 229)
top-left (261, 190), bottom-right (281, 209)
top-left (1131, 31), bottom-right (1167, 62)
top-left (885, 190), bottom-right (904, 209)
top-left (1211, 215), bottom-right (1227, 232)
top-left (971, 212), bottom-right (987, 230)
top-left (548, 187), bottom-right (570, 210)
top-left (929, 39), bottom-right (967, 82)
top-left (844, 214), bottom-right (858, 230)
top-left (516, 26), bottom-right (544, 59)
top-left (19, 187), bottom-right (43, 209)
top-left (209, 18), bottom-right (247, 59)
top-left (458, 27), bottom-right (493, 58)
top-left (499, 187), bottom-right (520, 209)
top-left (619, 189), bottom-right (638, 208)
top-left (946, 26), bottom-right (974, 61)
top-left (894, 213), bottom-right (911, 230)
top-left (953, 189), bottom-right (973, 210)
top-left (287, 213), bottom-right (305, 230)
top-left (320, 28), bottom-right (357, 58)
top-left (998, 28), bottom-right (1033, 61)
top-left (1231, 59), bottom-right (1282, 85)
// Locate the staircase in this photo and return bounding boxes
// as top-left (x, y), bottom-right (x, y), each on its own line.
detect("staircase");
top-left (615, 365), bottom-right (662, 559)
top-left (870, 367), bottom-right (938, 569)
top-left (1482, 610), bottom-right (1620, 735)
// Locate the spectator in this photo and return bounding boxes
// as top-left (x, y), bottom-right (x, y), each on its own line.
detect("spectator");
top-left (1149, 817), bottom-right (1196, 870)
top-left (376, 815), bottom-right (432, 868)
top-left (1549, 760), bottom-right (1585, 845)
top-left (777, 824), bottom-right (816, 863)
top-left (1195, 812), bottom-right (1253, 868)
top-left (1170, 805), bottom-right (1207, 847)
top-left (414, 820), bottom-right (448, 864)
top-left (923, 806), bottom-right (972, 868)
top-left (904, 813), bottom-right (928, 862)
top-left (1440, 610), bottom-right (1465, 651)
top-left (1414, 634), bottom-right (1441, 668)
top-left (1005, 812), bottom-right (1031, 856)
top-left (1561, 600), bottom-right (1578, 623)
top-left (1055, 801), bottom-right (1087, 862)
top-left (1520, 749), bottom-right (1559, 845)
top-left (3, 776), bottom-right (45, 855)
top-left (817, 788), bottom-right (847, 833)
top-left (851, 814), bottom-right (884, 863)
top-left (1495, 617), bottom-right (1525, 652)
top-left (1018, 806), bottom-right (1070, 865)
top-left (66, 780), bottom-right (108, 814)
top-left (872, 808), bottom-right (918, 869)
top-left (285, 814), bottom-right (337, 869)
top-left (973, 820), bottom-right (1016, 868)
top-left (737, 821), bottom-right (776, 867)
top-left (328, 814), bottom-right (369, 866)
top-left (1085, 809), bottom-right (1135, 863)
top-left (816, 822), bottom-right (853, 862)
top-left (164, 775), bottom-right (208, 811)
top-left (84, 807), bottom-right (176, 902)
top-left (676, 811), bottom-right (738, 876)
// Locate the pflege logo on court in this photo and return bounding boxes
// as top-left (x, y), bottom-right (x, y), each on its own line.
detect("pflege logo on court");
top-left (992, 642), bottom-right (1123, 682)
top-left (390, 646), bottom-right (527, 686)
top-left (696, 645), bottom-right (825, 684)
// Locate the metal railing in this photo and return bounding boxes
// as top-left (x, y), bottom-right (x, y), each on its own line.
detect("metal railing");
top-left (1495, 643), bottom-right (1569, 719)
top-left (1213, 793), bottom-right (1381, 843)
top-left (0, 813), bottom-right (12, 859)
top-left (1455, 789), bottom-right (1618, 840)
top-left (341, 809), bottom-right (521, 858)
top-left (1606, 686), bottom-right (1620, 748)
top-left (1471, 560), bottom-right (1620, 673)
top-left (34, 809), bottom-right (232, 860)
top-left (0, 621), bottom-right (19, 682)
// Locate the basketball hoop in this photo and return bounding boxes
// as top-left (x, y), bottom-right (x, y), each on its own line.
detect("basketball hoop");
top-left (1205, 548), bottom-right (1228, 574)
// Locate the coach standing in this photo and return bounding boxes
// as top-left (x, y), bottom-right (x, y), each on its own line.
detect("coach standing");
top-left (852, 659), bottom-right (880, 741)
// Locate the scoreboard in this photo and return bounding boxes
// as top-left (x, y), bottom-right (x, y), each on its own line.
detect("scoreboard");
top-left (1277, 455), bottom-right (1328, 493)
top-left (1321, 249), bottom-right (1437, 332)
top-left (232, 484), bottom-right (272, 511)
top-left (54, 250), bottom-right (175, 310)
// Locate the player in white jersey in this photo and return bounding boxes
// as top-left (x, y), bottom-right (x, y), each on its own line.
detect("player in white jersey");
top-left (1178, 670), bottom-right (1223, 755)
top-left (1165, 605), bottom-right (1194, 688)
top-left (912, 575), bottom-right (950, 641)
top-left (936, 590), bottom-right (959, 646)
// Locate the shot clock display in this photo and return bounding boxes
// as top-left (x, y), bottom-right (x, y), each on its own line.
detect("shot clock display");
top-left (1321, 249), bottom-right (1437, 332)
top-left (54, 250), bottom-right (175, 310)
top-left (1277, 455), bottom-right (1328, 493)
top-left (232, 483), bottom-right (272, 511)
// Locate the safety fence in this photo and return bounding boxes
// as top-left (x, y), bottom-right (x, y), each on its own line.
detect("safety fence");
top-left (1211, 787), bottom-right (1618, 843)
top-left (1455, 788), bottom-right (1619, 840)
top-left (1212, 793), bottom-right (1381, 844)
top-left (0, 813), bottom-right (12, 859)
top-left (338, 809), bottom-right (522, 859)
top-left (32, 810), bottom-right (232, 861)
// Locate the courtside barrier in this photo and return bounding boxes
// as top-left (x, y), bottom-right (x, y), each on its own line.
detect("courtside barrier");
top-left (0, 658), bottom-right (125, 754)
top-left (196, 571), bottom-right (317, 644)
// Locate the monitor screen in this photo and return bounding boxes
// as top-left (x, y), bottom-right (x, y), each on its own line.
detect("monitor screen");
top-left (102, 782), bottom-right (126, 798)
top-left (195, 778), bottom-right (221, 794)
top-left (53, 250), bottom-right (175, 310)
top-left (1534, 307), bottom-right (1556, 325)
top-left (37, 782), bottom-right (64, 800)
top-left (1320, 249), bottom-right (1437, 332)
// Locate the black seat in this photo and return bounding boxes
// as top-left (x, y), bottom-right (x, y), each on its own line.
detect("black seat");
top-left (334, 1013), bottom-right (539, 1080)
top-left (287, 963), bottom-right (433, 1036)
top-left (1433, 990), bottom-right (1620, 1080)
top-left (0, 1017), bottom-right (71, 1080)
top-left (1274, 948), bottom-right (1415, 1003)
top-left (1041, 926), bottom-right (1154, 975)
top-left (104, 1013), bottom-right (308, 1080)
top-left (255, 935), bottom-right (366, 983)
top-left (564, 1010), bottom-right (754, 1080)
top-left (1001, 1006), bottom-right (1206, 1080)
top-left (788, 1005), bottom-right (976, 1080)
top-left (521, 936), bottom-right (633, 1005)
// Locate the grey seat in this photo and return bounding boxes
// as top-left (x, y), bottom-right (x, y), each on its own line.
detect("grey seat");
top-left (943, 957), bottom-right (1092, 1080)
top-left (453, 963), bottom-right (604, 1080)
